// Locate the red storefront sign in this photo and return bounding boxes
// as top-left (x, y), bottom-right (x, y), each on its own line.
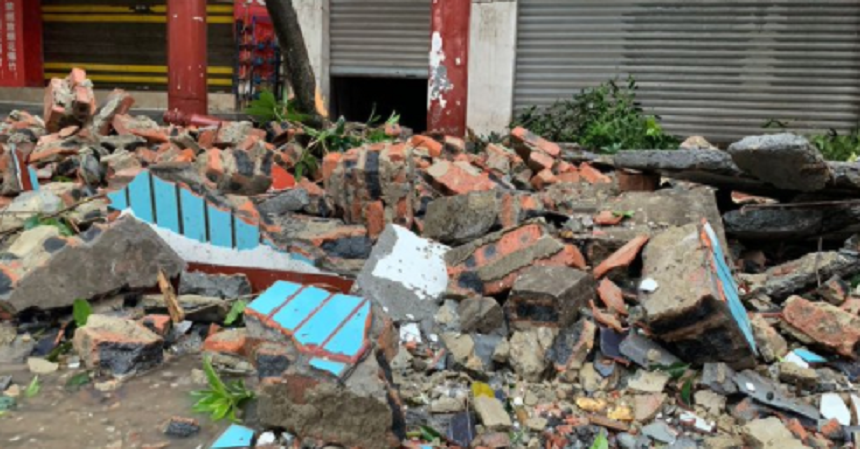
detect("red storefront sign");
top-left (0, 0), bottom-right (42, 87)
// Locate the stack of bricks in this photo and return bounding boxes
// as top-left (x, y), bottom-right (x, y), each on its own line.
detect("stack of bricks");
top-left (43, 68), bottom-right (96, 133)
top-left (325, 143), bottom-right (416, 239)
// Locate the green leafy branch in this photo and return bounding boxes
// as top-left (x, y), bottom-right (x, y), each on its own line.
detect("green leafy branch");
top-left (191, 356), bottom-right (255, 422)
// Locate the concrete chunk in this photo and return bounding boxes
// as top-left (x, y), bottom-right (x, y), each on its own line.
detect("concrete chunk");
top-left (506, 266), bottom-right (594, 330)
top-left (73, 314), bottom-right (164, 377)
top-left (0, 217), bottom-right (185, 314)
top-left (355, 224), bottom-right (449, 323)
top-left (640, 221), bottom-right (756, 369)
top-left (728, 133), bottom-right (830, 191)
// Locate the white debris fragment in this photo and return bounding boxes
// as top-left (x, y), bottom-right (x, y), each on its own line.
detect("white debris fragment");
top-left (821, 393), bottom-right (851, 426)
top-left (400, 322), bottom-right (422, 344)
top-left (639, 278), bottom-right (659, 293)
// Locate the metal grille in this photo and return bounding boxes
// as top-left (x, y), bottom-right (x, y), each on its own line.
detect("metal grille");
top-left (330, 0), bottom-right (432, 78)
top-left (514, 0), bottom-right (860, 142)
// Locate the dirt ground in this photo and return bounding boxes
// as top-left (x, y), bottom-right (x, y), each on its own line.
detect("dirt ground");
top-left (0, 356), bottom-right (230, 449)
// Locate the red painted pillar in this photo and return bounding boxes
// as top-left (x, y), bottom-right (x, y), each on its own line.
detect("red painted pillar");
top-left (167, 0), bottom-right (208, 116)
top-left (428, 0), bottom-right (471, 136)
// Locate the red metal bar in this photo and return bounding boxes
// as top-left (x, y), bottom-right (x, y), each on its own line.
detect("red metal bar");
top-left (427, 0), bottom-right (471, 137)
top-left (167, 0), bottom-right (208, 116)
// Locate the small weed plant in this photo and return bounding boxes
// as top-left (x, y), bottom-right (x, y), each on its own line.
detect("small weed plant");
top-left (191, 356), bottom-right (255, 422)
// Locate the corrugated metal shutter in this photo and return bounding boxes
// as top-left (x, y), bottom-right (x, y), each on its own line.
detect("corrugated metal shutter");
top-left (41, 0), bottom-right (234, 92)
top-left (514, 1), bottom-right (860, 142)
top-left (330, 0), bottom-right (431, 78)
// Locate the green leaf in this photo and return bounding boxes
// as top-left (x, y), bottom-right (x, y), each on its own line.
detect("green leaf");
top-left (419, 425), bottom-right (442, 442)
top-left (590, 431), bottom-right (609, 449)
top-left (224, 300), bottom-right (247, 326)
top-left (612, 210), bottom-right (635, 219)
top-left (46, 341), bottom-right (73, 363)
top-left (73, 299), bottom-right (92, 328)
top-left (650, 362), bottom-right (690, 380)
top-left (25, 376), bottom-right (40, 398)
top-left (681, 378), bottom-right (694, 406)
top-left (23, 215), bottom-right (40, 230)
top-left (65, 372), bottom-right (91, 390)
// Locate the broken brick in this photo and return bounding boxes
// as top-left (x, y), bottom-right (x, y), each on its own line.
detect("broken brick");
top-left (73, 314), bottom-right (164, 377)
top-left (426, 160), bottom-right (496, 195)
top-left (531, 169), bottom-right (557, 190)
top-left (203, 328), bottom-right (249, 357)
top-left (597, 278), bottom-right (628, 316)
top-left (139, 314), bottom-right (172, 337)
top-left (580, 163), bottom-right (612, 184)
top-left (511, 126), bottom-right (561, 158)
top-left (593, 235), bottom-right (649, 279)
top-left (782, 295), bottom-right (860, 359)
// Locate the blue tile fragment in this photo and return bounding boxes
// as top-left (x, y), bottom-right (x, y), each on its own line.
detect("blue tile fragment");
top-left (211, 424), bottom-right (253, 448)
top-left (309, 357), bottom-right (347, 377)
top-left (704, 222), bottom-right (757, 354)
top-left (793, 348), bottom-right (827, 364)
top-left (247, 281), bottom-right (302, 317)
top-left (271, 286), bottom-right (331, 333)
top-left (294, 294), bottom-right (363, 347)
top-left (323, 300), bottom-right (370, 358)
top-left (208, 205), bottom-right (234, 248)
top-left (179, 189), bottom-right (207, 243)
top-left (27, 166), bottom-right (39, 191)
top-left (234, 217), bottom-right (260, 250)
top-left (128, 171), bottom-right (154, 223)
top-left (152, 177), bottom-right (181, 234)
top-left (107, 189), bottom-right (128, 211)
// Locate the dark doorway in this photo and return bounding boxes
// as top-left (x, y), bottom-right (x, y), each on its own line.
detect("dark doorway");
top-left (331, 76), bottom-right (427, 133)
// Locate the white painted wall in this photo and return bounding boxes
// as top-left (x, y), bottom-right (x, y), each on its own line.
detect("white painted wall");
top-left (294, 0), bottom-right (331, 113)
top-left (467, 0), bottom-right (518, 136)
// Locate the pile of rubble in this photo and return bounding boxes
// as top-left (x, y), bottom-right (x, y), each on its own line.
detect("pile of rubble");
top-left (1, 68), bottom-right (860, 449)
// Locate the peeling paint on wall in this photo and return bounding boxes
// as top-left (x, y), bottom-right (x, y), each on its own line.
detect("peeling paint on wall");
top-left (428, 31), bottom-right (453, 111)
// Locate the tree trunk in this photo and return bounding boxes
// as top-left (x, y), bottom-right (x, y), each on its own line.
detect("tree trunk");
top-left (266, 0), bottom-right (320, 120)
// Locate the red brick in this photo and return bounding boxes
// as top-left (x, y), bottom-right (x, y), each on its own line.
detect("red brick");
top-left (590, 300), bottom-right (625, 332)
top-left (528, 150), bottom-right (556, 172)
top-left (139, 314), bottom-right (172, 337)
top-left (203, 328), bottom-right (248, 357)
top-left (594, 210), bottom-right (623, 226)
top-left (597, 278), bottom-right (628, 316)
top-left (782, 295), bottom-right (860, 358)
top-left (593, 235), bottom-right (649, 278)
top-left (365, 200), bottom-right (386, 239)
top-left (556, 170), bottom-right (581, 184)
top-left (426, 160), bottom-right (496, 195)
top-left (531, 169), bottom-right (558, 190)
top-left (785, 418), bottom-right (808, 443)
top-left (511, 126), bottom-right (561, 158)
top-left (617, 169), bottom-right (660, 192)
top-left (556, 161), bottom-right (576, 174)
top-left (197, 128), bottom-right (217, 149)
top-left (384, 123), bottom-right (402, 138)
top-left (270, 164), bottom-right (296, 191)
top-left (580, 163), bottom-right (612, 184)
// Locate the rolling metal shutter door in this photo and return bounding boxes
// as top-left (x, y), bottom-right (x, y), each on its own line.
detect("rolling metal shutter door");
top-left (514, 1), bottom-right (860, 142)
top-left (330, 0), bottom-right (431, 78)
top-left (41, 0), bottom-right (234, 92)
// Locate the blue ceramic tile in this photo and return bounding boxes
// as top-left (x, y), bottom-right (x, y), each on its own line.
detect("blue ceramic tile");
top-left (271, 286), bottom-right (331, 333)
top-left (793, 348), bottom-right (828, 363)
top-left (234, 217), bottom-right (260, 250)
top-left (27, 166), bottom-right (39, 191)
top-left (152, 176), bottom-right (180, 234)
top-left (107, 188), bottom-right (128, 211)
top-left (248, 281), bottom-right (301, 317)
top-left (309, 357), bottom-right (347, 377)
top-left (207, 205), bottom-right (234, 248)
top-left (128, 171), bottom-right (154, 223)
top-left (294, 294), bottom-right (364, 348)
top-left (179, 189), bottom-right (207, 242)
top-left (323, 300), bottom-right (370, 358)
top-left (211, 424), bottom-right (254, 448)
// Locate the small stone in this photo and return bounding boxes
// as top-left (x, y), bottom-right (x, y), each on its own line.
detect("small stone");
top-left (163, 416), bottom-right (200, 438)
top-left (742, 417), bottom-right (807, 448)
top-left (508, 328), bottom-right (556, 382)
top-left (474, 396), bottom-right (512, 430)
top-left (634, 393), bottom-right (667, 422)
top-left (778, 362), bottom-right (818, 387)
top-left (458, 297), bottom-right (505, 335)
top-left (526, 416), bottom-right (547, 432)
top-left (27, 357), bottom-right (59, 374)
top-left (628, 370), bottom-right (670, 393)
top-left (492, 339), bottom-right (510, 364)
top-left (4, 384), bottom-right (20, 398)
top-left (695, 390), bottom-right (727, 416)
top-left (430, 396), bottom-right (464, 414)
top-left (642, 421), bottom-right (678, 444)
